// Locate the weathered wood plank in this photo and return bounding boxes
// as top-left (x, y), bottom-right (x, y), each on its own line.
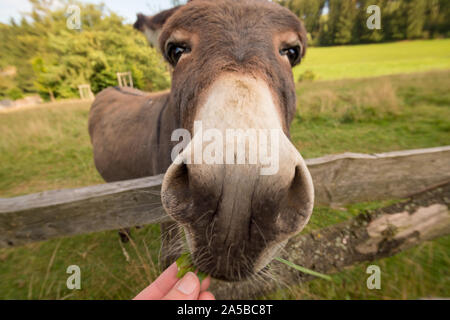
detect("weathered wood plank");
top-left (0, 174), bottom-right (170, 248)
top-left (1, 146), bottom-right (449, 248)
top-left (210, 182), bottom-right (450, 299)
top-left (307, 146), bottom-right (450, 206)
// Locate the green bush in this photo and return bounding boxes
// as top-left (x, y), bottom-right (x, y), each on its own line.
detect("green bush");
top-left (1, 2), bottom-right (170, 101)
top-left (298, 70), bottom-right (317, 82)
top-left (7, 87), bottom-right (23, 100)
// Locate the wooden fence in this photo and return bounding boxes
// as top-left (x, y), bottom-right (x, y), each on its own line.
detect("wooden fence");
top-left (1, 146), bottom-right (449, 249)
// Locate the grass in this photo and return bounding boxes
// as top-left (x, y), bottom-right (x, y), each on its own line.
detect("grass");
top-left (291, 70), bottom-right (450, 158)
top-left (294, 39), bottom-right (450, 81)
top-left (0, 224), bottom-right (162, 299)
top-left (0, 101), bottom-right (103, 197)
top-left (1, 203), bottom-right (448, 299)
top-left (264, 236), bottom-right (450, 300)
top-left (275, 257), bottom-right (333, 282)
top-left (263, 204), bottom-right (450, 300)
top-left (0, 40), bottom-right (449, 299)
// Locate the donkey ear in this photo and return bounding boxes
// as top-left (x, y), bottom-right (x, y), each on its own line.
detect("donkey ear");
top-left (134, 6), bottom-right (182, 49)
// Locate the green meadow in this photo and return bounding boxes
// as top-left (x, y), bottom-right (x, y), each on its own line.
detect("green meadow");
top-left (0, 39), bottom-right (449, 299)
top-left (294, 39), bottom-right (450, 81)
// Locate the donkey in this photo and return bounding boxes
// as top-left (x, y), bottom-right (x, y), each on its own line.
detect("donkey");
top-left (89, 0), bottom-right (314, 281)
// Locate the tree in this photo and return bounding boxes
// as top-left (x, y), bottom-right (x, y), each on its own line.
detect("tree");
top-left (280, 0), bottom-right (450, 45)
top-left (405, 0), bottom-right (427, 39)
top-left (382, 0), bottom-right (406, 40)
top-left (329, 0), bottom-right (358, 45)
top-left (278, 0), bottom-right (326, 41)
top-left (353, 0), bottom-right (384, 43)
top-left (317, 14), bottom-right (332, 45)
top-left (0, 0), bottom-right (171, 101)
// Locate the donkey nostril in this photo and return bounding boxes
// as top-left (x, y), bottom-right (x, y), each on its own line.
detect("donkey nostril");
top-left (288, 165), bottom-right (313, 207)
top-left (173, 162), bottom-right (189, 187)
top-left (163, 162), bottom-right (190, 198)
top-left (275, 163), bottom-right (314, 234)
top-left (161, 162), bottom-right (194, 223)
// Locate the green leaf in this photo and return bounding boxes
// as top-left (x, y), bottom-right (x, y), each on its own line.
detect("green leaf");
top-left (275, 257), bottom-right (333, 282)
top-left (176, 253), bottom-right (193, 279)
top-left (175, 253), bottom-right (210, 285)
top-left (197, 271), bottom-right (208, 283)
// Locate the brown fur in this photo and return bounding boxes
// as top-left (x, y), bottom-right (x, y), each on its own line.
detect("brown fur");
top-left (89, 0), bottom-right (311, 281)
top-left (89, 86), bottom-right (175, 180)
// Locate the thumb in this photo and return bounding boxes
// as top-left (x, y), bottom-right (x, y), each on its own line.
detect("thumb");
top-left (162, 272), bottom-right (201, 300)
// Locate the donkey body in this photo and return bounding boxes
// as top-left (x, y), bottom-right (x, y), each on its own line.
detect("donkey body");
top-left (89, 87), bottom-right (175, 181)
top-left (89, 87), bottom-right (178, 246)
top-left (89, 0), bottom-right (314, 281)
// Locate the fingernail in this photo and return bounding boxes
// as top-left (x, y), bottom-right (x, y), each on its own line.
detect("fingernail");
top-left (177, 272), bottom-right (197, 295)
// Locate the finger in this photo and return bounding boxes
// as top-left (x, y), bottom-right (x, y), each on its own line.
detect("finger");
top-left (198, 291), bottom-right (216, 300)
top-left (200, 275), bottom-right (211, 292)
top-left (133, 262), bottom-right (179, 300)
top-left (162, 272), bottom-right (200, 300)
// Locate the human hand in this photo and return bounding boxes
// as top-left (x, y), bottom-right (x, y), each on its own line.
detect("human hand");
top-left (133, 262), bottom-right (215, 300)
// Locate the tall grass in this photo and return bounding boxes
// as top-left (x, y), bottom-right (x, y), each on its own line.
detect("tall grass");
top-left (297, 79), bottom-right (401, 123)
top-left (0, 101), bottom-right (103, 197)
top-left (291, 70), bottom-right (450, 158)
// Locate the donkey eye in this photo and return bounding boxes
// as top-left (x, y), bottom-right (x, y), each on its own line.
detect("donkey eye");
top-left (280, 45), bottom-right (302, 67)
top-left (166, 43), bottom-right (191, 66)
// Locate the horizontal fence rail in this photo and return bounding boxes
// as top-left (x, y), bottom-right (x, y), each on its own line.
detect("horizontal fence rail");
top-left (1, 146), bottom-right (449, 248)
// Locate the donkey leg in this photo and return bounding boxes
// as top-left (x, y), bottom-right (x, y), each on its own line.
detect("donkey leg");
top-left (118, 228), bottom-right (132, 243)
top-left (159, 221), bottom-right (184, 269)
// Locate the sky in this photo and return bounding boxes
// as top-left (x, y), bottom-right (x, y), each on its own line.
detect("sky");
top-left (0, 0), bottom-right (181, 24)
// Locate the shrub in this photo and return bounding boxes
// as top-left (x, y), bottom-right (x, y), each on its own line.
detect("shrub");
top-left (298, 70), bottom-right (317, 82)
top-left (7, 87), bottom-right (24, 100)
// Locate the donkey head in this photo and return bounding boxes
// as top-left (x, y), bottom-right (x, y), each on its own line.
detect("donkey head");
top-left (135, 0), bottom-right (314, 281)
